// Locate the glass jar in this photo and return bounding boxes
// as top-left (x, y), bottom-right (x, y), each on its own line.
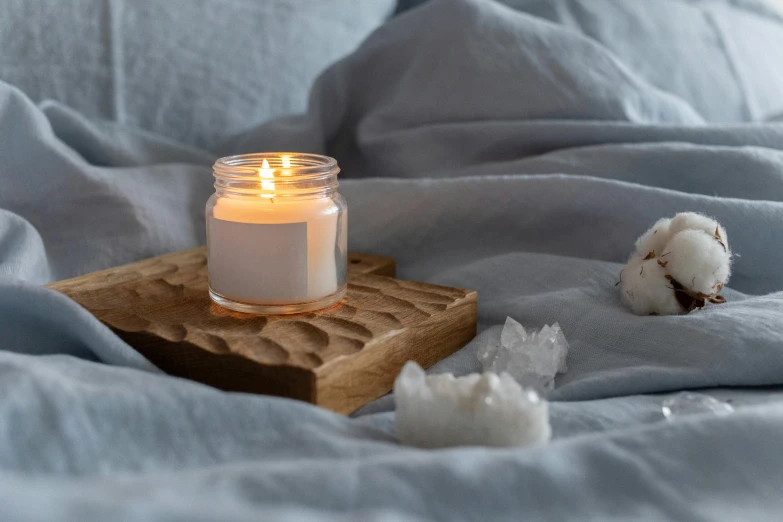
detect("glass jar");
top-left (206, 153), bottom-right (347, 314)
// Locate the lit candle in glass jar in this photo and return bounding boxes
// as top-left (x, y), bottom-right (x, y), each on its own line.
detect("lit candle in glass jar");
top-left (206, 153), bottom-right (347, 314)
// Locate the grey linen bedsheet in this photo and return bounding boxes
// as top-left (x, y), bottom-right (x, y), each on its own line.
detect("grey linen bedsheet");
top-left (1, 0), bottom-right (783, 520)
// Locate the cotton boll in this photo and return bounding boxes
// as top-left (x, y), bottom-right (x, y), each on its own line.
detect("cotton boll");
top-left (621, 256), bottom-right (682, 315)
top-left (665, 229), bottom-right (731, 296)
top-left (634, 217), bottom-right (673, 258)
top-left (620, 212), bottom-right (731, 315)
top-left (669, 212), bottom-right (728, 246)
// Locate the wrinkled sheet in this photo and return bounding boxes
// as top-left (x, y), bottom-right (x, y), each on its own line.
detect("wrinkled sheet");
top-left (2, 0), bottom-right (783, 520)
top-left (0, 0), bottom-right (395, 150)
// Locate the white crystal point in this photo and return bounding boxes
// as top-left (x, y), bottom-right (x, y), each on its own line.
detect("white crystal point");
top-left (551, 323), bottom-right (569, 373)
top-left (397, 359), bottom-right (426, 390)
top-left (477, 333), bottom-right (503, 373)
top-left (394, 362), bottom-right (551, 448)
top-left (500, 317), bottom-right (527, 347)
top-left (477, 318), bottom-right (569, 393)
top-left (661, 392), bottom-right (734, 420)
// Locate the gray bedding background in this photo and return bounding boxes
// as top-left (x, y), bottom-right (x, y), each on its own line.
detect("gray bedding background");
top-left (2, 0), bottom-right (783, 520)
top-left (0, 0), bottom-right (395, 150)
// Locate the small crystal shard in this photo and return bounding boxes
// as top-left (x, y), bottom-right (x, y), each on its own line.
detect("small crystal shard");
top-left (661, 392), bottom-right (734, 420)
top-left (394, 362), bottom-right (551, 448)
top-left (478, 317), bottom-right (569, 392)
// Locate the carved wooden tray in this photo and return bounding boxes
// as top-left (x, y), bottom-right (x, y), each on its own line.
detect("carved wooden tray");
top-left (47, 248), bottom-right (477, 414)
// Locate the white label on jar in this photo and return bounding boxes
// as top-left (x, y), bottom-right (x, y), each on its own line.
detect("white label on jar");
top-left (208, 219), bottom-right (308, 302)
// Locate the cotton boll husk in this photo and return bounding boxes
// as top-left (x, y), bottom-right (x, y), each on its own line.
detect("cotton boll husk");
top-left (621, 256), bottom-right (682, 315)
top-left (634, 217), bottom-right (673, 257)
top-left (665, 229), bottom-right (731, 295)
top-left (669, 212), bottom-right (728, 246)
top-left (394, 362), bottom-right (551, 448)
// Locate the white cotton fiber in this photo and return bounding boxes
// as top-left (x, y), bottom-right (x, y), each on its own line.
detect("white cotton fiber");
top-left (669, 212), bottom-right (728, 244)
top-left (665, 229), bottom-right (731, 296)
top-left (394, 362), bottom-right (551, 448)
top-left (634, 217), bottom-right (672, 257)
top-left (619, 212), bottom-right (731, 315)
top-left (620, 256), bottom-right (682, 316)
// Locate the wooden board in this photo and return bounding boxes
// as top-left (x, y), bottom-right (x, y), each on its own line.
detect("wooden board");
top-left (47, 248), bottom-right (477, 414)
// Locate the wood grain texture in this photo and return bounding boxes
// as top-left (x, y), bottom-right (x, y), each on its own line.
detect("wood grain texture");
top-left (47, 247), bottom-right (477, 414)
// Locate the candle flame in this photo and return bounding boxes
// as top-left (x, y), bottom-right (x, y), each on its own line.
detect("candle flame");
top-left (259, 158), bottom-right (275, 197)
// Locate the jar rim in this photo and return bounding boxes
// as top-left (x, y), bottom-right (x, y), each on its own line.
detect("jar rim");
top-left (213, 152), bottom-right (339, 199)
top-left (214, 152), bottom-right (339, 179)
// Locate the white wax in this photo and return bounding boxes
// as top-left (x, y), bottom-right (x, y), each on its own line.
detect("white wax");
top-left (210, 196), bottom-right (343, 304)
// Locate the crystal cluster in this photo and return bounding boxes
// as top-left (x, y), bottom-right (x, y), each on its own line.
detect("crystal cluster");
top-left (662, 392), bottom-right (734, 420)
top-left (394, 361), bottom-right (551, 448)
top-left (478, 317), bottom-right (569, 392)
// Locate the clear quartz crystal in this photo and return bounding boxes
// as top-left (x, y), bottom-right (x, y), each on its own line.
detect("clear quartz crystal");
top-left (661, 392), bottom-right (734, 420)
top-left (478, 317), bottom-right (569, 392)
top-left (394, 362), bottom-right (551, 448)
